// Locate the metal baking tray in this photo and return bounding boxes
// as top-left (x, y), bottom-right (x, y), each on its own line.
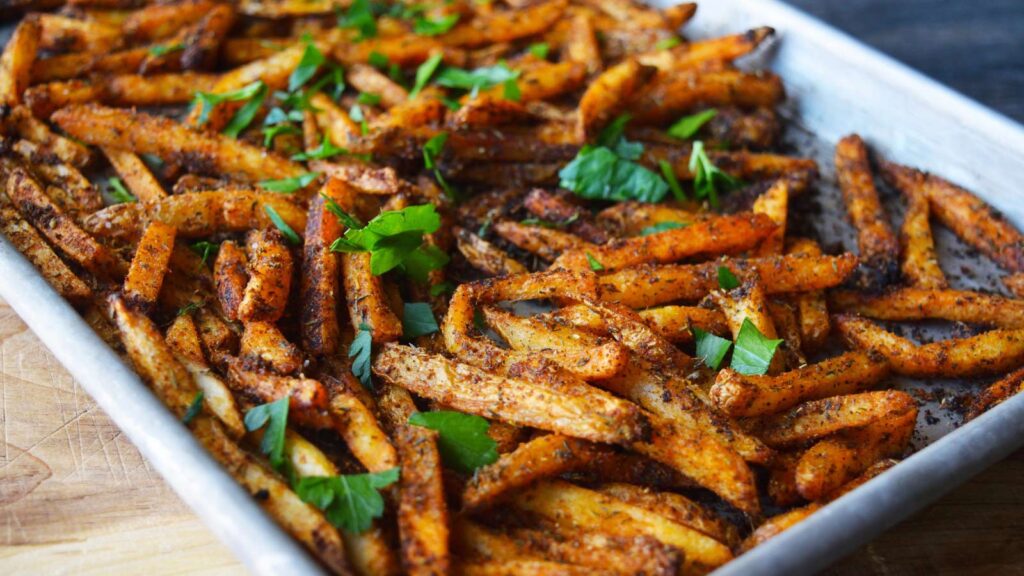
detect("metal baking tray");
top-left (3, 0), bottom-right (1024, 573)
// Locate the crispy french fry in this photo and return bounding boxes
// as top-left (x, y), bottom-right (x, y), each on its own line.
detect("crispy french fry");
top-left (766, 451), bottom-right (802, 507)
top-left (898, 188), bottom-right (947, 288)
top-left (0, 17), bottom-right (39, 110)
top-left (215, 240), bottom-right (249, 321)
top-left (122, 0), bottom-right (217, 42)
top-left (784, 238), bottom-right (830, 351)
top-left (328, 383), bottom-right (399, 474)
top-left (342, 252), bottom-right (404, 343)
top-left (711, 350), bottom-right (890, 417)
top-left (512, 480), bottom-right (734, 572)
top-left (393, 421), bottom-right (450, 576)
top-left (967, 365), bottom-right (1024, 420)
top-left (570, 451), bottom-right (695, 491)
top-left (462, 434), bottom-right (604, 512)
top-left (636, 305), bottom-right (729, 344)
top-left (522, 189), bottom-right (609, 244)
top-left (442, 0), bottom-right (568, 47)
top-left (481, 61), bottom-right (587, 103)
top-left (52, 104), bottom-right (305, 181)
top-left (880, 159), bottom-right (1024, 273)
top-left (492, 221), bottom-right (594, 262)
top-left (449, 95), bottom-right (533, 129)
top-left (564, 13), bottom-right (602, 74)
top-left (577, 59), bottom-right (655, 141)
top-left (627, 70), bottom-right (784, 125)
top-left (226, 358), bottom-right (328, 415)
top-left (374, 343), bottom-right (649, 446)
top-left (751, 179), bottom-right (788, 256)
top-left (455, 227), bottom-right (528, 277)
top-left (10, 139), bottom-right (101, 212)
top-left (598, 252), bottom-right (858, 308)
top-left (103, 147), bottom-right (167, 203)
top-left (836, 314), bottom-right (1024, 378)
top-left (37, 13), bottom-right (122, 54)
top-left (8, 106), bottom-right (92, 168)
top-left (312, 160), bottom-right (410, 196)
top-left (300, 189), bottom-right (342, 355)
top-left (639, 27), bottom-right (775, 72)
top-left (347, 63), bottom-right (408, 108)
top-left (595, 202), bottom-right (699, 236)
top-left (5, 166), bottom-right (126, 280)
top-left (240, 320), bottom-right (302, 374)
top-left (595, 483), bottom-right (739, 547)
top-left (830, 287), bottom-right (1024, 329)
top-left (752, 390), bottom-right (917, 448)
top-left (237, 229), bottom-right (293, 323)
top-left (123, 221), bottom-right (176, 313)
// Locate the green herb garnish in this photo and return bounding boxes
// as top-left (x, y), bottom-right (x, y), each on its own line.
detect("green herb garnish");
top-left (408, 411), bottom-right (498, 473)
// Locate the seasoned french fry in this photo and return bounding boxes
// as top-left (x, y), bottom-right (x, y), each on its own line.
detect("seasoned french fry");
top-left (237, 229), bottom-right (293, 323)
top-left (628, 70), bottom-right (784, 125)
top-left (455, 227), bottom-right (528, 277)
top-left (556, 213), bottom-right (775, 272)
top-left (830, 287), bottom-right (1024, 329)
top-left (0, 200), bottom-right (92, 305)
top-left (751, 179), bottom-right (788, 256)
top-left (374, 343), bottom-right (649, 446)
top-left (52, 104), bottom-right (305, 181)
top-left (835, 314), bottom-right (1024, 377)
top-left (300, 189), bottom-right (342, 355)
top-left (577, 59), bottom-right (655, 141)
top-left (636, 305), bottom-right (729, 344)
top-left (492, 220), bottom-right (594, 262)
top-left (462, 434), bottom-right (604, 512)
top-left (342, 252), bottom-right (404, 343)
top-left (898, 188), bottom-right (947, 288)
top-left (0, 17), bottom-right (39, 110)
top-left (752, 390), bottom-right (917, 448)
top-left (166, 314), bottom-right (245, 434)
top-left (215, 240), bottom-right (249, 321)
top-left (784, 238), bottom-right (830, 351)
top-left (441, 0), bottom-right (569, 47)
top-left (393, 421), bottom-right (450, 576)
top-left (522, 189), bottom-right (609, 244)
top-left (7, 106), bottom-right (92, 168)
top-left (312, 160), bottom-right (410, 196)
top-left (595, 483), bottom-right (739, 547)
top-left (640, 27), bottom-right (775, 72)
top-left (240, 321), bottom-right (303, 374)
top-left (123, 221), bottom-right (176, 314)
top-left (122, 0), bottom-right (217, 42)
top-left (512, 480), bottom-right (734, 572)
top-left (481, 61), bottom-right (587, 103)
top-left (967, 365), bottom-right (1024, 420)
top-left (10, 139), bottom-right (101, 212)
top-left (835, 134), bottom-right (899, 288)
top-left (595, 201), bottom-right (699, 236)
top-left (449, 95), bottom-right (533, 129)
top-left (711, 350), bottom-right (890, 417)
top-left (564, 13), bottom-right (602, 74)
top-left (226, 358), bottom-right (328, 414)
top-left (571, 451), bottom-right (695, 491)
top-left (37, 13), bottom-right (122, 54)
top-left (103, 147), bottom-right (167, 203)
top-left (347, 63), bottom-right (408, 108)
top-left (598, 252), bottom-right (858, 308)
top-left (880, 159), bottom-right (1024, 273)
top-left (328, 383), bottom-right (399, 474)
top-left (709, 280), bottom-right (779, 351)
top-left (5, 166), bottom-right (126, 280)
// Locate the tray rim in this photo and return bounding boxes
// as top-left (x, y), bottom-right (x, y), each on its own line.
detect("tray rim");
top-left (1, 1), bottom-right (1023, 574)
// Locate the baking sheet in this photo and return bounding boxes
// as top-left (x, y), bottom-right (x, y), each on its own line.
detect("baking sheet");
top-left (2, 0), bottom-right (1024, 574)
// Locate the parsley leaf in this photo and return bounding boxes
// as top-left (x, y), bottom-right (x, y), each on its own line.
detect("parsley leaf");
top-left (659, 160), bottom-right (686, 201)
top-left (320, 192), bottom-right (365, 229)
top-left (527, 42), bottom-right (550, 59)
top-left (402, 302), bottom-right (439, 339)
top-left (349, 103), bottom-right (369, 135)
top-left (349, 323), bottom-right (373, 390)
top-left (435, 63), bottom-right (519, 97)
top-left (330, 204), bottom-right (446, 278)
top-left (689, 140), bottom-right (741, 208)
top-left (223, 83), bottom-right (268, 139)
top-left (292, 137), bottom-right (348, 161)
top-left (289, 40), bottom-right (326, 92)
top-left (655, 37), bottom-right (682, 50)
top-left (640, 221), bottom-right (688, 236)
top-left (414, 13), bottom-right (460, 36)
top-left (260, 172), bottom-right (319, 194)
top-left (357, 92), bottom-right (382, 106)
top-left (731, 319), bottom-right (783, 375)
top-left (503, 78), bottom-right (521, 101)
top-left (182, 391), bottom-right (204, 425)
top-left (192, 81), bottom-right (265, 128)
top-left (409, 53), bottom-right (443, 98)
top-left (263, 204), bottom-right (302, 245)
top-left (585, 252), bottom-right (605, 271)
top-left (408, 411), bottom-right (498, 473)
top-left (337, 0), bottom-right (377, 40)
top-left (430, 281), bottom-right (455, 297)
top-left (190, 240), bottom-right (219, 266)
top-left (107, 177), bottom-right (136, 204)
top-left (368, 50), bottom-right (389, 69)
top-left (694, 327), bottom-right (732, 370)
top-left (244, 397), bottom-right (289, 470)
top-left (422, 132), bottom-right (457, 201)
top-left (668, 109), bottom-right (717, 140)
top-left (149, 43), bottom-right (184, 56)
top-left (294, 468), bottom-right (399, 533)
top-left (717, 265), bottom-right (740, 290)
top-left (262, 123), bottom-right (302, 147)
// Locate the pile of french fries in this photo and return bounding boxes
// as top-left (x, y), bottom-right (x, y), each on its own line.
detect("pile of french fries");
top-left (3, 0), bottom-right (1024, 573)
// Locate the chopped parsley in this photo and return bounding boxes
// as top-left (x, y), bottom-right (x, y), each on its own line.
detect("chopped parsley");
top-left (349, 323), bottom-right (373, 390)
top-left (731, 319), bottom-right (783, 375)
top-left (402, 302), bottom-right (439, 339)
top-left (244, 397), bottom-right (290, 470)
top-left (689, 140), bottom-right (741, 208)
top-left (294, 468), bottom-right (399, 533)
top-left (263, 204), bottom-right (302, 245)
top-left (106, 177), bottom-right (136, 204)
top-left (408, 411), bottom-right (498, 473)
top-left (668, 109), bottom-right (717, 140)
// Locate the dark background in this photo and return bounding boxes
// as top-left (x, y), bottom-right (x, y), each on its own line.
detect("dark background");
top-left (784, 0), bottom-right (1024, 123)
top-left (782, 1), bottom-right (1024, 574)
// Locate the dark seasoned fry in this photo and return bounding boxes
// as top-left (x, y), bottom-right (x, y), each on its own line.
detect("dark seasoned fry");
top-left (0, 17), bottom-right (39, 111)
top-left (123, 221), bottom-right (176, 314)
top-left (238, 228), bottom-right (294, 323)
top-left (0, 201), bottom-right (92, 305)
top-left (455, 227), bottom-right (528, 277)
top-left (240, 320), bottom-right (302, 374)
top-left (300, 188), bottom-right (342, 355)
top-left (214, 240), bottom-right (248, 321)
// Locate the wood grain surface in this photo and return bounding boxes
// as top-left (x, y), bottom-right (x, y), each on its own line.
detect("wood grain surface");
top-left (1, 1), bottom-right (1023, 574)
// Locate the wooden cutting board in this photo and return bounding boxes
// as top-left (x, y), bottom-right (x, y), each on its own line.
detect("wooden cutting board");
top-left (0, 296), bottom-right (1021, 575)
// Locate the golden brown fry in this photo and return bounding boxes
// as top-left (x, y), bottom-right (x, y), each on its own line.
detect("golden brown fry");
top-left (595, 483), bottom-right (739, 547)
top-left (122, 0), bottom-right (217, 42)
top-left (564, 13), bottom-right (602, 74)
top-left (636, 305), bottom-right (729, 344)
top-left (898, 188), bottom-right (947, 288)
top-left (52, 104), bottom-right (305, 181)
top-left (238, 228), bottom-right (294, 323)
top-left (880, 159), bottom-right (1024, 273)
top-left (123, 221), bottom-right (176, 314)
top-left (627, 70), bottom-right (784, 125)
top-left (752, 390), bottom-right (917, 448)
top-left (711, 350), bottom-right (890, 417)
top-left (328, 383), bottom-right (399, 474)
top-left (178, 3), bottom-right (236, 71)
top-left (301, 188), bottom-right (342, 355)
top-left (599, 252), bottom-right (858, 308)
top-left (312, 160), bottom-right (409, 196)
top-left (639, 27), bottom-right (775, 72)
top-left (709, 279), bottom-right (779, 354)
top-left (0, 201), bottom-right (92, 305)
top-left (342, 251), bottom-right (404, 343)
top-left (103, 148), bottom-right (167, 203)
top-left (10, 139), bottom-right (101, 213)
top-left (455, 227), bottom-right (527, 277)
top-left (766, 451), bottom-right (802, 507)
top-left (442, 0), bottom-right (568, 47)
top-left (6, 166), bottom-right (126, 281)
top-left (7, 106), bottom-right (92, 168)
top-left (214, 240), bottom-right (248, 321)
top-left (37, 13), bottom-right (121, 54)
top-left (374, 343), bottom-right (649, 446)
top-left (835, 314), bottom-right (1024, 378)
top-left (577, 59), bottom-right (655, 141)
top-left (482, 306), bottom-right (630, 380)
top-left (554, 213), bottom-right (775, 272)
top-left (393, 422), bottom-right (450, 576)
top-left (449, 95), bottom-right (533, 129)
top-left (571, 451), bottom-right (695, 490)
top-left (492, 220), bottom-right (594, 262)
top-left (512, 480), bottom-right (734, 572)
top-left (751, 179), bottom-right (788, 256)
top-left (967, 365), bottom-right (1024, 420)
top-left (595, 202), bottom-right (699, 236)
top-left (226, 358), bottom-right (328, 414)
top-left (784, 238), bottom-right (830, 351)
top-left (482, 61), bottom-right (587, 103)
top-left (347, 63), bottom-right (408, 108)
top-left (463, 434), bottom-right (604, 512)
top-left (26, 73), bottom-right (220, 118)
top-left (522, 189), bottom-right (609, 244)
top-left (0, 17), bottom-right (39, 110)
top-left (578, 0), bottom-right (676, 29)
top-left (830, 288), bottom-right (1024, 329)
top-left (240, 321), bottom-right (303, 375)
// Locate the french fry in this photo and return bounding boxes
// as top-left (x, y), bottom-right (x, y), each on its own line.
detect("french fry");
top-left (553, 213), bottom-right (776, 272)
top-left (580, 298), bottom-right (692, 370)
top-left (342, 252), bottom-right (404, 343)
top-left (711, 350), bottom-right (890, 417)
top-left (751, 390), bottom-right (917, 448)
top-left (880, 159), bottom-right (1024, 273)
top-left (598, 252), bottom-right (858, 308)
top-left (52, 104), bottom-right (305, 181)
top-left (300, 189), bottom-right (342, 355)
top-left (594, 483), bottom-right (739, 547)
top-left (576, 59), bottom-right (655, 141)
top-left (236, 229), bottom-right (293, 323)
top-left (967, 365), bottom-right (1024, 420)
top-left (454, 559), bottom-right (595, 575)
top-left (481, 306), bottom-right (630, 380)
top-left (441, 0), bottom-right (569, 47)
top-left (10, 139), bottom-right (101, 212)
top-left (122, 0), bottom-right (217, 42)
top-left (177, 3), bottom-right (236, 71)
top-left (595, 201), bottom-right (699, 237)
top-left (627, 70), bottom-right (784, 125)
top-left (374, 343), bottom-right (650, 445)
top-left (226, 358), bottom-right (328, 414)
top-left (462, 434), bottom-right (604, 512)
top-left (636, 305), bottom-right (729, 344)
top-left (784, 238), bottom-right (830, 351)
top-left (7, 106), bottom-right (92, 168)
top-left (639, 27), bottom-right (775, 72)
top-left (393, 421), bottom-right (450, 576)
top-left (898, 188), bottom-right (947, 288)
top-left (522, 189), bottom-right (609, 244)
top-left (36, 13), bottom-right (122, 54)
top-left (564, 13), bottom-right (602, 74)
top-left (455, 227), bottom-right (528, 277)
top-left (578, 0), bottom-right (679, 29)
top-left (5, 166), bottom-right (126, 280)
top-left (347, 63), bottom-right (409, 108)
top-left (103, 147), bottom-right (167, 203)
top-left (830, 287), bottom-right (1024, 329)
top-left (449, 95), bottom-right (533, 129)
top-left (328, 383), bottom-right (399, 474)
top-left (123, 221), bottom-right (177, 314)
top-left (767, 300), bottom-right (805, 368)
top-left (766, 451), bottom-right (802, 507)
top-left (751, 179), bottom-right (788, 256)
top-left (0, 17), bottom-right (39, 110)
top-left (512, 480), bottom-right (734, 572)
top-left (0, 201), bottom-right (92, 305)
top-left (311, 160), bottom-right (410, 196)
top-left (571, 451), bottom-right (695, 491)
top-left (480, 61), bottom-right (587, 103)
top-left (240, 320), bottom-right (303, 374)
top-left (492, 220), bottom-right (594, 262)
top-left (215, 240), bottom-right (249, 321)
top-left (835, 314), bottom-right (1024, 378)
